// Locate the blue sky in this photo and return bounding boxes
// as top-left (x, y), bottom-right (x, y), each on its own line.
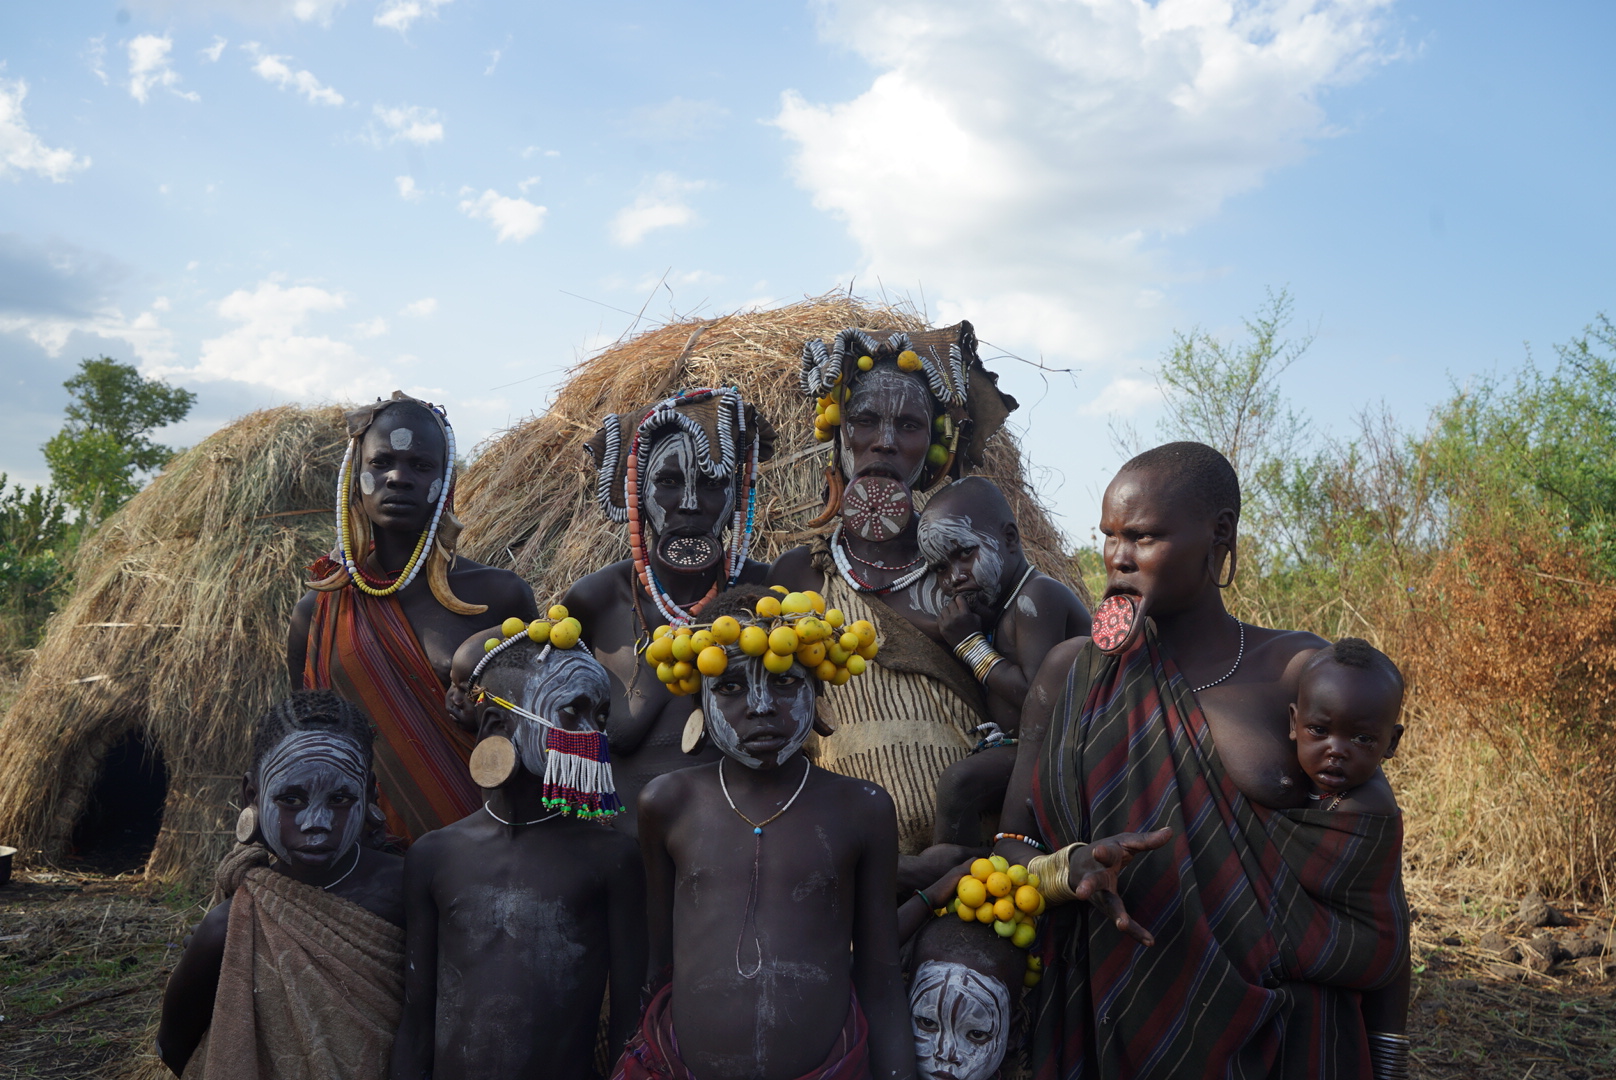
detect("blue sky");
top-left (2, 0), bottom-right (1612, 538)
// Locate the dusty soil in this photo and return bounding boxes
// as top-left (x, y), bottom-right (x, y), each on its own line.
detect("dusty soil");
top-left (1, 866), bottom-right (1613, 1078)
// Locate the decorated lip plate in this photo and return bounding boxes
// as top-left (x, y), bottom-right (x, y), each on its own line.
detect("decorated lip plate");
top-left (842, 475), bottom-right (914, 543)
top-left (1091, 593), bottom-right (1142, 655)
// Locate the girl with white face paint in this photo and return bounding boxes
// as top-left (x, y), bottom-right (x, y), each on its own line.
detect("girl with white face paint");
top-left (903, 913), bottom-right (1024, 1080)
top-left (156, 691), bottom-right (408, 1080)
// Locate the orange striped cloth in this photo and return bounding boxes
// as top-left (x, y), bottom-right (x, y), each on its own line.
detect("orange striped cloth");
top-left (303, 584), bottom-right (479, 841)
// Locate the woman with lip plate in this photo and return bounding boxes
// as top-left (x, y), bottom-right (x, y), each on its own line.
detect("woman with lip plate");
top-left (993, 441), bottom-right (1411, 1080)
top-left (157, 691), bottom-right (406, 1080)
top-left (289, 393), bottom-right (539, 843)
top-left (770, 323), bottom-right (1019, 873)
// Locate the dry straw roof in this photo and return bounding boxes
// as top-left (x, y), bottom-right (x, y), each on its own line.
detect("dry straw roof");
top-left (0, 405), bottom-right (346, 881)
top-left (457, 293), bottom-right (1085, 603)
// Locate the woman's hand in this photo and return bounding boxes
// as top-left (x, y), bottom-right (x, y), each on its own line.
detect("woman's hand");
top-left (1069, 828), bottom-right (1173, 946)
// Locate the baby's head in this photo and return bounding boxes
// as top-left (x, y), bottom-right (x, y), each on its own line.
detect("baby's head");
top-left (908, 916), bottom-right (1022, 1080)
top-left (1289, 638), bottom-right (1405, 797)
top-left (657, 585), bottom-right (876, 771)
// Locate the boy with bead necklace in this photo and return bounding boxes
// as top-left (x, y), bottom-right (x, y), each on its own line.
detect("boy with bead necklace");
top-left (621, 585), bottom-right (914, 1080)
top-left (391, 621), bottom-right (646, 1080)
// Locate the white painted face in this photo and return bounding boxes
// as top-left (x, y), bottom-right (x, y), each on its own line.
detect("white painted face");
top-left (917, 511), bottom-right (1005, 604)
top-left (256, 731), bottom-right (369, 864)
top-left (701, 651), bottom-right (816, 770)
top-left (840, 367), bottom-right (932, 488)
top-left (390, 426), bottom-right (414, 451)
top-left (910, 961), bottom-right (1011, 1080)
top-left (502, 649), bottom-right (612, 778)
top-left (640, 430), bottom-right (735, 537)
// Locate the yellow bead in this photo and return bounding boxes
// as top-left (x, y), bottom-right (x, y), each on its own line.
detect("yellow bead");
top-left (656, 662), bottom-right (677, 683)
top-left (652, 624), bottom-right (672, 640)
top-left (780, 592), bottom-right (813, 615)
top-left (797, 641), bottom-right (826, 668)
top-left (768, 626), bottom-right (799, 655)
top-left (527, 620), bottom-right (552, 644)
top-left (1015, 885), bottom-right (1042, 913)
top-left (824, 608), bottom-right (845, 628)
top-left (671, 636), bottom-right (696, 663)
top-left (739, 625), bottom-right (769, 657)
top-left (548, 604), bottom-right (569, 621)
top-left (690, 630), bottom-right (716, 652)
top-left (762, 650), bottom-right (795, 674)
top-left (971, 858), bottom-right (994, 882)
top-left (989, 855), bottom-right (1010, 873)
top-left (755, 595), bottom-right (782, 619)
top-left (829, 667), bottom-right (852, 686)
top-left (501, 617), bottom-right (526, 638)
top-left (697, 646), bottom-right (729, 677)
top-left (549, 617), bottom-right (581, 650)
top-left (897, 349), bottom-right (921, 371)
top-left (822, 404), bottom-right (840, 426)
top-left (646, 636), bottom-right (674, 664)
top-left (857, 354), bottom-right (874, 371)
top-left (814, 428), bottom-right (834, 443)
top-left (672, 661), bottom-right (693, 680)
top-left (711, 616), bottom-right (742, 645)
top-left (814, 660), bottom-right (838, 682)
top-left (483, 637), bottom-right (500, 653)
top-left (845, 654), bottom-right (866, 676)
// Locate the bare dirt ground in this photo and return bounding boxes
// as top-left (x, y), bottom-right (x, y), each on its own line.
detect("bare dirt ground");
top-left (1, 866), bottom-right (1614, 1079)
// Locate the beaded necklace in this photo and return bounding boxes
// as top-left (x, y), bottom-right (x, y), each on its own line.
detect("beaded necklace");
top-left (1191, 618), bottom-right (1245, 693)
top-left (720, 756), bottom-right (812, 979)
top-left (484, 801), bottom-right (564, 827)
top-left (624, 388), bottom-right (758, 626)
top-left (830, 522), bottom-right (929, 594)
top-left (320, 846), bottom-right (362, 891)
top-left (335, 405), bottom-right (457, 599)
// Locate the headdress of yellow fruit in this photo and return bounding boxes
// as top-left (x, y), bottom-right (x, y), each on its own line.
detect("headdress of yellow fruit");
top-left (470, 605), bottom-right (587, 684)
top-left (937, 853), bottom-right (1047, 983)
top-left (642, 590), bottom-right (879, 696)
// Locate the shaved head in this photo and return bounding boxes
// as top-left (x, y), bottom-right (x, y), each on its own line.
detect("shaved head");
top-left (1119, 441), bottom-right (1240, 525)
top-left (924, 476), bottom-right (1016, 531)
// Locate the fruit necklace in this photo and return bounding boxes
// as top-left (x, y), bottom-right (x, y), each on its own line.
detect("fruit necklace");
top-left (720, 756), bottom-right (812, 979)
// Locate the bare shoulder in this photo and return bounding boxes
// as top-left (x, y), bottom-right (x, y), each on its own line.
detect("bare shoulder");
top-left (766, 545), bottom-right (821, 592)
top-left (1033, 635), bottom-right (1090, 687)
top-left (736, 557), bottom-right (772, 586)
top-left (561, 561), bottom-right (630, 618)
top-left (814, 767), bottom-right (896, 831)
top-left (639, 763), bottom-right (705, 820)
top-left (404, 818), bottom-right (460, 867)
top-left (1339, 772), bottom-right (1401, 815)
top-left (1018, 574), bottom-right (1088, 626)
top-left (1246, 625), bottom-right (1328, 685)
top-left (574, 820), bottom-right (642, 871)
top-left (185, 897), bottom-right (232, 956)
top-left (448, 557), bottom-right (537, 612)
top-left (292, 589), bottom-right (317, 620)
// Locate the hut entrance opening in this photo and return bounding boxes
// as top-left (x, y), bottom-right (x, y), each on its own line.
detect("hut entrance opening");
top-left (70, 728), bottom-right (168, 874)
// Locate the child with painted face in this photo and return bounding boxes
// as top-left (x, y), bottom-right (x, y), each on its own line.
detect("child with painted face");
top-left (622, 585), bottom-right (916, 1080)
top-left (906, 917), bottom-right (1025, 1080)
top-left (157, 691), bottom-right (406, 1080)
top-left (391, 629), bottom-right (647, 1080)
top-left (1289, 637), bottom-right (1405, 814)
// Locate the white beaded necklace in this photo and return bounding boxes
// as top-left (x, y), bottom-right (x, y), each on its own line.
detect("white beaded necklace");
top-left (830, 523), bottom-right (929, 594)
top-left (1191, 618), bottom-right (1245, 693)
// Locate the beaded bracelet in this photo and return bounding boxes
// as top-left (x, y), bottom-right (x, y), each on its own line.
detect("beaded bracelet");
top-left (1366, 1032), bottom-right (1410, 1080)
top-left (1027, 842), bottom-right (1086, 905)
top-left (993, 832), bottom-right (1048, 853)
top-left (954, 632), bottom-right (1007, 682)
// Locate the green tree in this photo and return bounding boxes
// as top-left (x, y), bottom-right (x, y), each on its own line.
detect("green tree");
top-left (0, 475), bottom-right (70, 655)
top-left (42, 357), bottom-right (196, 525)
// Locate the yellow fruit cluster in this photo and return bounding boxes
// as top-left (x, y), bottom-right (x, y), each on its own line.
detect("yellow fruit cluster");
top-left (943, 855), bottom-right (1047, 978)
top-left (643, 587), bottom-right (879, 696)
top-left (812, 382), bottom-right (849, 444)
top-left (486, 605), bottom-right (583, 653)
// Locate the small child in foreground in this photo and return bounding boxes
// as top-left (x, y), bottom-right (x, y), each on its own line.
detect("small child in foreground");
top-left (622, 585), bottom-right (915, 1080)
top-left (391, 622), bottom-right (646, 1080)
top-left (1288, 637), bottom-right (1405, 814)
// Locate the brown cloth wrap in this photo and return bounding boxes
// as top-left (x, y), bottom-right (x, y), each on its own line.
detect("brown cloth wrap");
top-left (611, 982), bottom-right (870, 1080)
top-left (184, 846), bottom-right (405, 1080)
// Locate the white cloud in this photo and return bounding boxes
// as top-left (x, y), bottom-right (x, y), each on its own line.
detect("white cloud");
top-left (395, 175), bottom-right (423, 201)
top-left (353, 316), bottom-right (389, 338)
top-left (245, 44), bottom-right (344, 106)
top-left (373, 104), bottom-right (443, 145)
top-left (0, 77), bottom-right (91, 182)
top-left (518, 175), bottom-right (540, 194)
top-left (774, 0), bottom-right (1393, 365)
top-left (128, 34), bottom-right (197, 103)
top-left (127, 0), bottom-right (347, 24)
top-left (374, 0), bottom-right (453, 34)
top-left (609, 173), bottom-right (707, 246)
top-left (201, 36), bottom-right (228, 62)
top-left (148, 279), bottom-right (385, 400)
top-left (521, 145), bottom-right (560, 159)
top-left (400, 297), bottom-right (437, 317)
top-left (86, 37), bottom-right (108, 84)
top-left (0, 301), bottom-right (176, 367)
top-left (1079, 375), bottom-right (1160, 417)
top-left (625, 97), bottom-right (729, 141)
top-left (458, 189), bottom-right (546, 243)
top-left (485, 48), bottom-right (501, 75)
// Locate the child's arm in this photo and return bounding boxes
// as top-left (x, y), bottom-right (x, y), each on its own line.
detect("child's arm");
top-left (896, 860), bottom-right (974, 944)
top-left (155, 900), bottom-right (231, 1076)
top-left (605, 835), bottom-right (650, 1058)
top-left (851, 782), bottom-right (918, 1080)
top-left (976, 580), bottom-right (1089, 729)
top-left (637, 772), bottom-right (681, 980)
top-left (389, 840), bottom-right (442, 1080)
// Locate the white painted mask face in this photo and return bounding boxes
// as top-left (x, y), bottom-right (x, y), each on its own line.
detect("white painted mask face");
top-left (641, 431), bottom-right (735, 537)
top-left (256, 731), bottom-right (369, 864)
top-left (505, 650), bottom-right (612, 777)
top-left (701, 651), bottom-right (816, 770)
top-left (917, 512), bottom-right (1004, 604)
top-left (910, 961), bottom-right (1011, 1080)
top-left (840, 367), bottom-right (933, 488)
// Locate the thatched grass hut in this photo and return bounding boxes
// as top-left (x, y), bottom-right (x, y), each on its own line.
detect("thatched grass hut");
top-left (0, 405), bottom-right (345, 881)
top-left (457, 294), bottom-right (1087, 603)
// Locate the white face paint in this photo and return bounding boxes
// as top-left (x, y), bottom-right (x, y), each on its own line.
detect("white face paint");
top-left (910, 961), bottom-right (1011, 1080)
top-left (840, 367), bottom-right (932, 487)
top-left (917, 512), bottom-right (1004, 604)
top-left (493, 650), bottom-right (611, 778)
top-left (641, 431), bottom-right (735, 538)
top-left (255, 731), bottom-right (369, 864)
top-left (390, 426), bottom-right (414, 451)
top-left (427, 477), bottom-right (442, 504)
top-left (701, 651), bottom-right (816, 770)
top-left (359, 470), bottom-right (377, 496)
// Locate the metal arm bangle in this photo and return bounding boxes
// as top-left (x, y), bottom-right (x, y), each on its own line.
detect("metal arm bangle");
top-left (1366, 1032), bottom-right (1410, 1080)
top-left (1027, 842), bottom-right (1087, 905)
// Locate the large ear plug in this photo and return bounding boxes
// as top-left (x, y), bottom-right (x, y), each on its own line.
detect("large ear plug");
top-left (681, 709), bottom-right (706, 755)
top-left (813, 697), bottom-right (838, 738)
top-left (1092, 594), bottom-right (1146, 656)
top-left (235, 805), bottom-right (259, 844)
top-left (469, 735), bottom-right (519, 788)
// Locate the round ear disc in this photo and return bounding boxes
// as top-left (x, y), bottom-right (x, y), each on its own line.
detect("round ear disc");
top-left (469, 735), bottom-right (519, 788)
top-left (234, 805), bottom-right (259, 844)
top-left (681, 709), bottom-right (706, 755)
top-left (1092, 594), bottom-right (1143, 656)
